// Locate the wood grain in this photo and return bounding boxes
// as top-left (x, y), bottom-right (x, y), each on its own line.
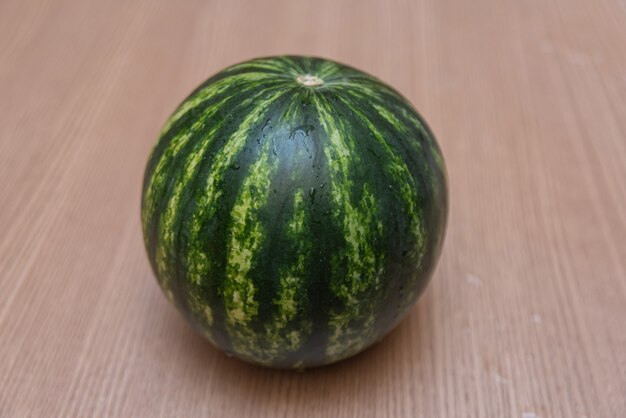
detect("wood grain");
top-left (1, 0), bottom-right (625, 416)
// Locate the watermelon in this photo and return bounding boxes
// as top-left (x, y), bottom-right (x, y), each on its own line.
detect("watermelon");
top-left (141, 56), bottom-right (448, 368)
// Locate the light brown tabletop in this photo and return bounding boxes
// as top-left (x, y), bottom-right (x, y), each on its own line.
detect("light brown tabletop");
top-left (1, 0), bottom-right (625, 416)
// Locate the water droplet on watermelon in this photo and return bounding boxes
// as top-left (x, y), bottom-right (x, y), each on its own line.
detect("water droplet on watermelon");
top-left (319, 182), bottom-right (326, 189)
top-left (298, 124), bottom-right (315, 136)
top-left (309, 187), bottom-right (316, 203)
top-left (262, 118), bottom-right (271, 133)
top-left (230, 163), bottom-right (240, 170)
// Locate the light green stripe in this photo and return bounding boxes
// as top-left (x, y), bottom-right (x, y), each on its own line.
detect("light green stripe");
top-left (143, 122), bottom-right (196, 239)
top-left (281, 90), bottom-right (304, 121)
top-left (154, 123), bottom-right (218, 290)
top-left (325, 77), bottom-right (381, 92)
top-left (375, 100), bottom-right (446, 198)
top-left (327, 78), bottom-right (409, 114)
top-left (184, 89), bottom-right (286, 288)
top-left (159, 72), bottom-right (285, 135)
top-left (395, 104), bottom-right (446, 172)
top-left (351, 99), bottom-right (429, 312)
top-left (348, 99), bottom-right (426, 261)
top-left (265, 189), bottom-right (312, 352)
top-left (142, 76), bottom-right (272, 240)
top-left (313, 95), bottom-right (385, 361)
top-left (372, 102), bottom-right (410, 134)
top-left (187, 292), bottom-right (217, 345)
top-left (145, 83), bottom-right (286, 293)
top-left (223, 135), bottom-right (280, 361)
top-left (274, 56), bottom-right (306, 74)
top-left (316, 60), bottom-right (344, 79)
top-left (224, 58), bottom-right (298, 77)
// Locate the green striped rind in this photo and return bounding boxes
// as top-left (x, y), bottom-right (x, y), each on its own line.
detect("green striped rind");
top-left (313, 96), bottom-right (386, 360)
top-left (141, 56), bottom-right (448, 368)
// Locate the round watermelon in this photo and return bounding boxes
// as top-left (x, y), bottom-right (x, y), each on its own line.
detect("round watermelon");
top-left (141, 56), bottom-right (448, 368)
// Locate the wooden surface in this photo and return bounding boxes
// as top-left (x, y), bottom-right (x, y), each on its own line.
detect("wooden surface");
top-left (1, 0), bottom-right (625, 416)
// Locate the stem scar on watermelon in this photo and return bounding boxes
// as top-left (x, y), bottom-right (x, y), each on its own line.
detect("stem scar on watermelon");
top-left (141, 55), bottom-right (448, 369)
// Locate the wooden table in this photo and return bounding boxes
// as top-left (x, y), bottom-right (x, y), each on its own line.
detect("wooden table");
top-left (1, 0), bottom-right (625, 416)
